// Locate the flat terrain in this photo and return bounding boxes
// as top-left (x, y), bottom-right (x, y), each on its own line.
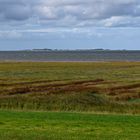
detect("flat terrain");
top-left (0, 110), bottom-right (139, 140)
top-left (0, 62), bottom-right (140, 113)
top-left (0, 62), bottom-right (140, 140)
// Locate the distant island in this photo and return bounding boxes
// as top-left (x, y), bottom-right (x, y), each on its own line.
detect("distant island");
top-left (1, 48), bottom-right (139, 52)
top-left (22, 48), bottom-right (139, 52)
top-left (26, 48), bottom-right (122, 52)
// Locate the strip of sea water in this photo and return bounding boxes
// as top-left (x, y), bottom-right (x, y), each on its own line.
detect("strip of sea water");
top-left (0, 50), bottom-right (140, 62)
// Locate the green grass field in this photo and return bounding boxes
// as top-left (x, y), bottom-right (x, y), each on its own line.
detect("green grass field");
top-left (0, 110), bottom-right (139, 140)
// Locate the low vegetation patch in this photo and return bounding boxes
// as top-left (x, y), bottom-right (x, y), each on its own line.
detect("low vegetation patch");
top-left (0, 62), bottom-right (140, 114)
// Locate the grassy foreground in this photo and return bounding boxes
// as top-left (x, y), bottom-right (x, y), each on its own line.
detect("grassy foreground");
top-left (0, 62), bottom-right (140, 139)
top-left (0, 110), bottom-right (139, 140)
top-left (0, 62), bottom-right (140, 113)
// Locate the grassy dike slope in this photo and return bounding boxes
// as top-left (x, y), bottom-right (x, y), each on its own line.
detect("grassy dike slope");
top-left (0, 62), bottom-right (140, 113)
top-left (0, 110), bottom-right (139, 140)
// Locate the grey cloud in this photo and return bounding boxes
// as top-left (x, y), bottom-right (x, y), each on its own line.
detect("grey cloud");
top-left (5, 5), bottom-right (31, 20)
top-left (0, 0), bottom-right (140, 27)
top-left (0, 0), bottom-right (31, 21)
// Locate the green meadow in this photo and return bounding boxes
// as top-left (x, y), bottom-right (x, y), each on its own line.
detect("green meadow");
top-left (0, 110), bottom-right (139, 140)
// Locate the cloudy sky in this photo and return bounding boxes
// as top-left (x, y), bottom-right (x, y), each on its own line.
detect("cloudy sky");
top-left (0, 0), bottom-right (140, 50)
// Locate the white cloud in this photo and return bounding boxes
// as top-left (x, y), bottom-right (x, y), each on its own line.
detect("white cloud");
top-left (0, 0), bottom-right (140, 31)
top-left (0, 30), bottom-right (22, 39)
